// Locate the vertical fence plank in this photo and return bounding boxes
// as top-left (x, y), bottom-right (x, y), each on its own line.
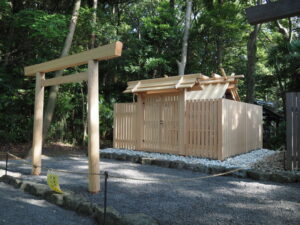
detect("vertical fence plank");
top-left (217, 99), bottom-right (223, 160)
top-left (200, 100), bottom-right (204, 156)
top-left (206, 100), bottom-right (210, 158)
top-left (210, 100), bottom-right (214, 158)
top-left (196, 100), bottom-right (199, 156)
top-left (197, 101), bottom-right (200, 157)
top-left (178, 91), bottom-right (186, 155)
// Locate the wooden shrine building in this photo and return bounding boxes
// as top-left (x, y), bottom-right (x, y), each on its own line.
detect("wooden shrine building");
top-left (113, 72), bottom-right (263, 160)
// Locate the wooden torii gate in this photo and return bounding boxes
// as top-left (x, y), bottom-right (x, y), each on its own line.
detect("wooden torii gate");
top-left (24, 42), bottom-right (123, 193)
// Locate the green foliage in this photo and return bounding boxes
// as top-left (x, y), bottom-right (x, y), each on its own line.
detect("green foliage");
top-left (99, 96), bottom-right (115, 140)
top-left (0, 0), bottom-right (11, 19)
top-left (14, 10), bottom-right (67, 39)
top-left (0, 0), bottom-right (298, 149)
top-left (0, 68), bottom-right (34, 143)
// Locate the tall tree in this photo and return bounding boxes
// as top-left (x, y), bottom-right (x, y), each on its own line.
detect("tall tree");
top-left (245, 0), bottom-right (261, 103)
top-left (42, 0), bottom-right (82, 142)
top-left (216, 0), bottom-right (224, 68)
top-left (177, 0), bottom-right (192, 75)
top-left (89, 0), bottom-right (98, 49)
top-left (245, 24), bottom-right (260, 103)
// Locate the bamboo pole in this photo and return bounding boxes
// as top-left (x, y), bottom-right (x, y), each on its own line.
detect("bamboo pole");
top-left (87, 60), bottom-right (100, 193)
top-left (32, 72), bottom-right (45, 175)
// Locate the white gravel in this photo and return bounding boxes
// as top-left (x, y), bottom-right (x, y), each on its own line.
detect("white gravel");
top-left (101, 148), bottom-right (278, 169)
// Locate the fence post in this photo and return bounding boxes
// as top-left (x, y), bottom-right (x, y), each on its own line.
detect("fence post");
top-left (286, 92), bottom-right (300, 170)
top-left (5, 152), bottom-right (8, 176)
top-left (103, 171), bottom-right (108, 225)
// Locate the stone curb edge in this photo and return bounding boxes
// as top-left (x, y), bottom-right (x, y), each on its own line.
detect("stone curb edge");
top-left (0, 175), bottom-right (159, 225)
top-left (100, 152), bottom-right (300, 183)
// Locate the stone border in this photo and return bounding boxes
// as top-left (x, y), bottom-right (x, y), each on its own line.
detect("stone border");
top-left (0, 175), bottom-right (159, 225)
top-left (100, 152), bottom-right (300, 183)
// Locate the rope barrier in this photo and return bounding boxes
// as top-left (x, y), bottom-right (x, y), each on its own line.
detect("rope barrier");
top-left (107, 168), bottom-right (242, 183)
top-left (6, 153), bottom-right (106, 176)
top-left (4, 152), bottom-right (243, 183)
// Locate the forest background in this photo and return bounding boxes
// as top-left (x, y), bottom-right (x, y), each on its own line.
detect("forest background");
top-left (0, 0), bottom-right (299, 150)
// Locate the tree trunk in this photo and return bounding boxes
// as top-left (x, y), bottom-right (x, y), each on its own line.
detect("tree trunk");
top-left (89, 0), bottom-right (98, 49)
top-left (245, 23), bottom-right (260, 103)
top-left (42, 0), bottom-right (81, 142)
top-left (216, 37), bottom-right (223, 68)
top-left (216, 0), bottom-right (224, 68)
top-left (170, 0), bottom-right (175, 9)
top-left (274, 18), bottom-right (293, 43)
top-left (177, 0), bottom-right (192, 75)
top-left (245, 0), bottom-right (261, 104)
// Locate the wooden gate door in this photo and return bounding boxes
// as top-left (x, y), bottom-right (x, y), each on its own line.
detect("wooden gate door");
top-left (142, 94), bottom-right (179, 154)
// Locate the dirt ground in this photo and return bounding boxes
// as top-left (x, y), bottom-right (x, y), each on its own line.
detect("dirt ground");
top-left (0, 142), bottom-right (86, 160)
top-left (0, 142), bottom-right (290, 171)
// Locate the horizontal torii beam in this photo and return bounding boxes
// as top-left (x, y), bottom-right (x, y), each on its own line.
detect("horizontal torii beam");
top-left (245, 0), bottom-right (300, 25)
top-left (41, 72), bottom-right (88, 87)
top-left (24, 41), bottom-right (123, 76)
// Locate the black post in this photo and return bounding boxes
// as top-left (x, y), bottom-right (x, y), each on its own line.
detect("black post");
top-left (103, 171), bottom-right (108, 225)
top-left (283, 150), bottom-right (286, 171)
top-left (5, 152), bottom-right (8, 176)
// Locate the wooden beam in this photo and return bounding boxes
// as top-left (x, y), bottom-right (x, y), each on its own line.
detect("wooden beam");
top-left (199, 79), bottom-right (234, 85)
top-left (175, 76), bottom-right (184, 89)
top-left (227, 84), bottom-right (236, 89)
top-left (220, 68), bottom-right (227, 80)
top-left (32, 72), bottom-right (45, 175)
top-left (199, 74), bottom-right (209, 80)
top-left (41, 72), bottom-right (88, 87)
top-left (212, 73), bottom-right (222, 79)
top-left (87, 60), bottom-right (100, 193)
top-left (145, 89), bottom-right (181, 95)
top-left (245, 0), bottom-right (300, 25)
top-left (24, 41), bottom-right (123, 76)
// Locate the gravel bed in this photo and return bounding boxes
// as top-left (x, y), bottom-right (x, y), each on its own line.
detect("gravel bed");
top-left (0, 182), bottom-right (97, 225)
top-left (102, 148), bottom-right (278, 169)
top-left (1, 156), bottom-right (300, 225)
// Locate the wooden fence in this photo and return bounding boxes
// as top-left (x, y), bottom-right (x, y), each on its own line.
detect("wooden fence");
top-left (113, 103), bottom-right (137, 149)
top-left (185, 99), bottom-right (221, 159)
top-left (113, 98), bottom-right (262, 160)
top-left (286, 92), bottom-right (300, 170)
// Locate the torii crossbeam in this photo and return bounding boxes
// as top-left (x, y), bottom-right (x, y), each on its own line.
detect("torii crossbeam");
top-left (24, 42), bottom-right (123, 193)
top-left (245, 0), bottom-right (300, 25)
